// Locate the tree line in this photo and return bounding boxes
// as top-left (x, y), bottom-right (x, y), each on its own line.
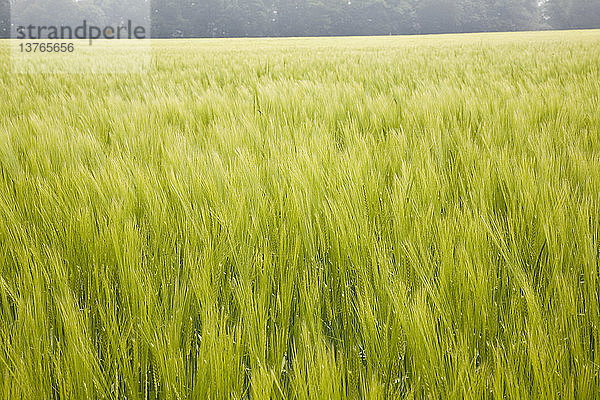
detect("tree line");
top-left (1, 0), bottom-right (599, 39)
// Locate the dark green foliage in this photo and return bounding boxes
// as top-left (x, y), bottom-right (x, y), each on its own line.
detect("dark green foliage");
top-left (545, 0), bottom-right (600, 29)
top-left (0, 0), bottom-right (7, 38)
top-left (149, 0), bottom-right (545, 37)
top-left (6, 0), bottom-right (599, 39)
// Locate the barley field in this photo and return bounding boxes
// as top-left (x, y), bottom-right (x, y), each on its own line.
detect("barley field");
top-left (0, 30), bottom-right (599, 399)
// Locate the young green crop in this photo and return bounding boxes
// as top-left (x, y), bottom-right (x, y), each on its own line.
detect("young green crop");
top-left (0, 30), bottom-right (599, 399)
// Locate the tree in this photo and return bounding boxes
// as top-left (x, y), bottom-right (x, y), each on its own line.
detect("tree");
top-left (142, 0), bottom-right (595, 38)
top-left (487, 0), bottom-right (540, 31)
top-left (0, 0), bottom-right (8, 38)
top-left (545, 0), bottom-right (600, 29)
top-left (152, 0), bottom-right (186, 37)
top-left (416, 0), bottom-right (458, 33)
top-left (221, 0), bottom-right (268, 37)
